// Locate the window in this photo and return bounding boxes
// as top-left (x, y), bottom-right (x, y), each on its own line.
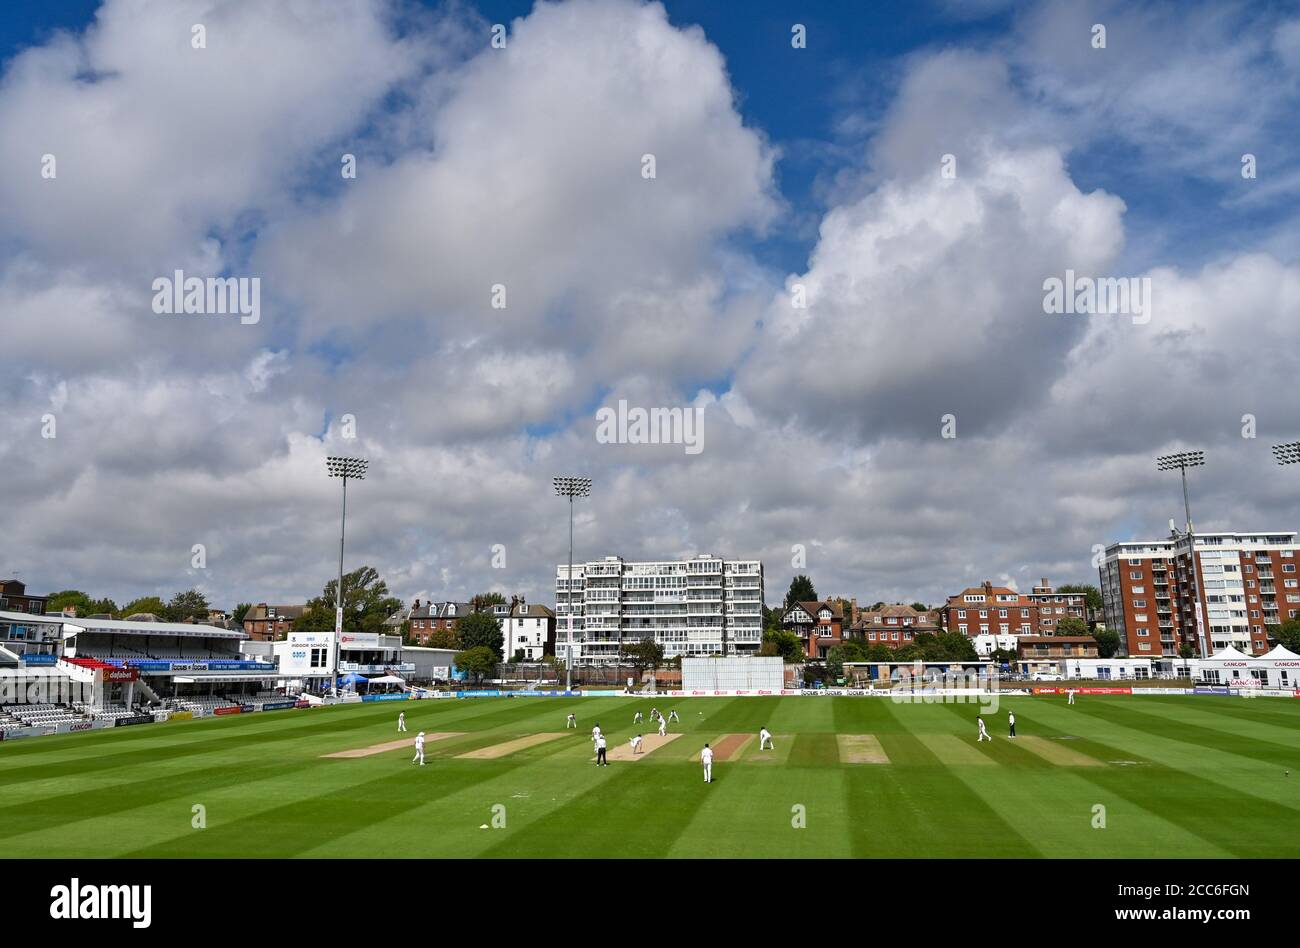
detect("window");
top-left (957, 609), bottom-right (966, 618)
top-left (1130, 571), bottom-right (1143, 580)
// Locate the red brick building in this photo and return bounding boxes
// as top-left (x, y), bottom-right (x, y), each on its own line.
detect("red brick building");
top-left (406, 600), bottom-right (472, 645)
top-left (782, 600), bottom-right (844, 659)
top-left (242, 603), bottom-right (308, 641)
top-left (944, 579), bottom-right (1086, 639)
top-left (1100, 532), bottom-right (1298, 657)
top-left (850, 604), bottom-right (942, 648)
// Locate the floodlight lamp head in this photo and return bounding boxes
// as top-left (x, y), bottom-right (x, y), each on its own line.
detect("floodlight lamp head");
top-left (1272, 441), bottom-right (1300, 465)
top-left (326, 456), bottom-right (369, 479)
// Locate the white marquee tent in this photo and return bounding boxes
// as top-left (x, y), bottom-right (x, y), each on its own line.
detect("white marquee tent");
top-left (1199, 645), bottom-right (1300, 689)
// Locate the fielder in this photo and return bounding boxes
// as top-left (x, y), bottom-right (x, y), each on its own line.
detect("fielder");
top-left (700, 743), bottom-right (714, 783)
top-left (1067, 689), bottom-right (1076, 706)
top-left (595, 733), bottom-right (608, 766)
top-left (633, 710), bottom-right (643, 724)
top-left (412, 730), bottom-right (426, 765)
top-left (591, 723), bottom-right (602, 744)
top-left (658, 715), bottom-right (667, 737)
top-left (630, 734), bottom-right (643, 754)
top-left (650, 707), bottom-right (660, 722)
top-left (759, 726), bottom-right (774, 750)
top-left (1008, 711), bottom-right (1017, 739)
top-left (977, 717), bottom-right (991, 742)
top-left (668, 710), bottom-right (679, 723)
top-left (567, 712), bottom-right (577, 729)
top-left (397, 711), bottom-right (407, 733)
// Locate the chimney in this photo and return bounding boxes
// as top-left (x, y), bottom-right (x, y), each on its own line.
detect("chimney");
top-left (413, 598), bottom-right (421, 611)
top-left (983, 580), bottom-right (993, 596)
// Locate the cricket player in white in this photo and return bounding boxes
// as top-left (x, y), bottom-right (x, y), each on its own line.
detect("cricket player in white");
top-left (633, 710), bottom-right (643, 724)
top-left (412, 730), bottom-right (426, 765)
top-left (700, 743), bottom-right (713, 783)
top-left (658, 715), bottom-right (667, 737)
top-left (591, 723), bottom-right (602, 744)
top-left (398, 711), bottom-right (407, 733)
top-left (1067, 689), bottom-right (1076, 705)
top-left (759, 726), bottom-right (773, 750)
top-left (566, 713), bottom-right (577, 729)
top-left (668, 710), bottom-right (679, 723)
top-left (1008, 711), bottom-right (1017, 738)
top-left (976, 717), bottom-right (991, 742)
top-left (630, 734), bottom-right (643, 754)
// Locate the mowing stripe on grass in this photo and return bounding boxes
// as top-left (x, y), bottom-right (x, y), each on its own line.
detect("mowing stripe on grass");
top-left (915, 734), bottom-right (995, 765)
top-left (603, 732), bottom-right (682, 761)
top-left (1014, 735), bottom-right (1102, 767)
top-left (458, 733), bottom-right (566, 759)
top-left (837, 734), bottom-right (889, 764)
top-left (322, 733), bottom-right (464, 758)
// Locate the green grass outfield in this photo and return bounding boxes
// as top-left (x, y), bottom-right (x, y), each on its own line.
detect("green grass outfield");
top-left (2, 693), bottom-right (1298, 858)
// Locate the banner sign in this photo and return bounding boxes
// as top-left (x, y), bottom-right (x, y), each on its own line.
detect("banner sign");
top-left (212, 705), bottom-right (243, 716)
top-left (20, 653), bottom-right (58, 666)
top-left (1033, 686), bottom-right (1132, 695)
top-left (360, 693), bottom-right (410, 703)
top-left (508, 690), bottom-right (583, 697)
top-left (128, 660), bottom-right (276, 673)
top-left (455, 690), bottom-right (503, 698)
top-left (54, 719), bottom-right (111, 734)
top-left (1, 725), bottom-right (55, 739)
top-left (102, 667), bottom-right (139, 682)
top-left (294, 699), bottom-right (312, 709)
top-left (114, 714), bottom-right (154, 727)
top-left (260, 700), bottom-right (298, 711)
top-left (166, 710), bottom-right (193, 722)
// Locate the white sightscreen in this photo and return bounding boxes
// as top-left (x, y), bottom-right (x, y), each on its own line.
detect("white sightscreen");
top-left (681, 657), bottom-right (783, 691)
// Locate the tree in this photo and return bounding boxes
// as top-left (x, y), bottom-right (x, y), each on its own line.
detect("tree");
top-left (991, 647), bottom-right (1018, 666)
top-left (1057, 584), bottom-right (1104, 612)
top-left (1054, 616), bottom-right (1091, 638)
top-left (761, 629), bottom-right (804, 663)
top-left (1178, 642), bottom-right (1196, 659)
top-left (471, 592), bottom-right (506, 612)
top-left (1094, 628), bottom-right (1121, 659)
top-left (47, 590), bottom-right (95, 616)
top-left (784, 575), bottom-right (817, 609)
top-left (165, 588), bottom-right (210, 623)
top-left (454, 646), bottom-right (497, 684)
top-left (619, 638), bottom-right (665, 678)
top-left (825, 641), bottom-right (866, 679)
top-left (86, 598), bottom-right (119, 617)
top-left (231, 603), bottom-right (253, 624)
top-left (1276, 618), bottom-right (1300, 653)
top-left (911, 602), bottom-right (928, 613)
top-left (457, 611), bottom-right (504, 660)
top-left (425, 627), bottom-right (460, 650)
top-left (120, 596), bottom-right (167, 618)
top-left (294, 566), bottom-right (402, 638)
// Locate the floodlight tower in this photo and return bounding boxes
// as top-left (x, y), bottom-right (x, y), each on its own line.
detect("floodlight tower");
top-left (1272, 441), bottom-right (1300, 467)
top-left (326, 456), bottom-right (368, 694)
top-left (553, 475), bottom-right (592, 693)
top-left (1156, 451), bottom-right (1207, 658)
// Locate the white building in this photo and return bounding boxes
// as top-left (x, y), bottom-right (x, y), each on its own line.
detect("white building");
top-left (503, 603), bottom-right (555, 661)
top-left (1199, 644), bottom-right (1300, 690)
top-left (556, 554), bottom-right (764, 664)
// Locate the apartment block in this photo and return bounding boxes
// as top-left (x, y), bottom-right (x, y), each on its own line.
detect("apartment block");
top-left (1100, 531), bottom-right (1299, 657)
top-left (944, 579), bottom-right (1086, 639)
top-left (555, 554), bottom-right (764, 664)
